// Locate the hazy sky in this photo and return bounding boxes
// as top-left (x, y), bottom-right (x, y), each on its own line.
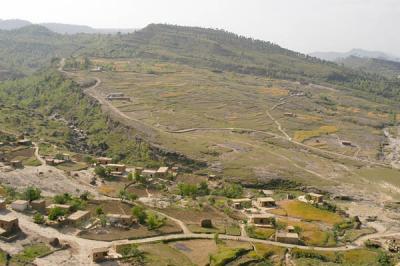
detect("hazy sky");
top-left (1, 0), bottom-right (399, 55)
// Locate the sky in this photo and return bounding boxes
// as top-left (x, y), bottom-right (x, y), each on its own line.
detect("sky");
top-left (1, 0), bottom-right (399, 56)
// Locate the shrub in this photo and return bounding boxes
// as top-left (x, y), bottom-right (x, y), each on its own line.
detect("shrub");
top-left (132, 206), bottom-right (147, 224)
top-left (33, 213), bottom-right (45, 224)
top-left (48, 207), bottom-right (66, 221)
top-left (95, 207), bottom-right (104, 216)
top-left (145, 212), bottom-right (165, 230)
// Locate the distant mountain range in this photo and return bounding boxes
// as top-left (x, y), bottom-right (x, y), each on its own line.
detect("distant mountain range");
top-left (310, 48), bottom-right (400, 63)
top-left (0, 18), bottom-right (136, 34)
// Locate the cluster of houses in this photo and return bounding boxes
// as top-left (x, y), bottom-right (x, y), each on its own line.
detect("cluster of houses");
top-left (95, 157), bottom-right (176, 180)
top-left (0, 138), bottom-right (33, 169)
top-left (45, 153), bottom-right (72, 166)
top-left (229, 191), bottom-right (326, 245)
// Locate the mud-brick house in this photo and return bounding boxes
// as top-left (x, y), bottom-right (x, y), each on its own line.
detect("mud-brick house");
top-left (11, 200), bottom-right (29, 212)
top-left (92, 247), bottom-right (109, 262)
top-left (156, 167), bottom-right (169, 178)
top-left (231, 198), bottom-right (252, 209)
top-left (249, 213), bottom-right (276, 228)
top-left (106, 214), bottom-right (135, 226)
top-left (307, 192), bottom-right (324, 203)
top-left (255, 197), bottom-right (276, 208)
top-left (30, 199), bottom-right (46, 213)
top-left (275, 231), bottom-right (300, 244)
top-left (67, 210), bottom-right (91, 226)
top-left (96, 157), bottom-right (112, 165)
top-left (106, 164), bottom-right (126, 174)
top-left (0, 216), bottom-right (19, 236)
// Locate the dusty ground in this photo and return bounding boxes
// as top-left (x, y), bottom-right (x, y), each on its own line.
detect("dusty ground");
top-left (0, 164), bottom-right (100, 197)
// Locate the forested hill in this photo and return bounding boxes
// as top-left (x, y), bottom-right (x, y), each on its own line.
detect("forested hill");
top-left (1, 23), bottom-right (400, 100)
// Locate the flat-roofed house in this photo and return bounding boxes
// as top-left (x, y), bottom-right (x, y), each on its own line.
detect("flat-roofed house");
top-left (30, 199), bottom-right (46, 212)
top-left (10, 160), bottom-right (22, 168)
top-left (96, 157), bottom-right (112, 165)
top-left (307, 193), bottom-right (324, 203)
top-left (106, 214), bottom-right (135, 226)
top-left (17, 139), bottom-right (32, 146)
top-left (106, 164), bottom-right (126, 173)
top-left (249, 213), bottom-right (276, 228)
top-left (275, 232), bottom-right (300, 244)
top-left (141, 169), bottom-right (157, 178)
top-left (255, 197), bottom-right (276, 208)
top-left (0, 216), bottom-right (19, 236)
top-left (92, 247), bottom-right (109, 262)
top-left (67, 210), bottom-right (90, 226)
top-left (156, 167), bottom-right (169, 178)
top-left (11, 200), bottom-right (28, 212)
top-left (231, 198), bottom-right (252, 209)
top-left (46, 204), bottom-right (71, 214)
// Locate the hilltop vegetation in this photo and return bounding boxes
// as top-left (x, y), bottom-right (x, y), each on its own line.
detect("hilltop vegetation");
top-left (1, 23), bottom-right (400, 101)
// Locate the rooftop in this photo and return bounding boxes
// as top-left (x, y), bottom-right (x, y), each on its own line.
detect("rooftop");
top-left (92, 247), bottom-right (109, 253)
top-left (46, 204), bottom-right (71, 209)
top-left (68, 210), bottom-right (90, 220)
top-left (157, 167), bottom-right (169, 173)
top-left (12, 200), bottom-right (28, 205)
top-left (257, 197), bottom-right (275, 202)
top-left (106, 214), bottom-right (132, 219)
top-left (231, 198), bottom-right (252, 203)
top-left (308, 192), bottom-right (323, 197)
top-left (249, 213), bottom-right (275, 218)
top-left (0, 216), bottom-right (18, 222)
top-left (276, 232), bottom-right (299, 239)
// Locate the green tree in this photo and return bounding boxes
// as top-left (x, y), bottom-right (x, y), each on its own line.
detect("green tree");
top-left (23, 186), bottom-right (41, 201)
top-left (127, 172), bottom-right (133, 181)
top-left (132, 206), bottom-right (147, 224)
top-left (95, 207), bottom-right (104, 216)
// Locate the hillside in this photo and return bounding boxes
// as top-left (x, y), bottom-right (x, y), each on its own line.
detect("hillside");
top-left (338, 56), bottom-right (400, 79)
top-left (1, 24), bottom-right (400, 100)
top-left (310, 48), bottom-right (400, 62)
top-left (2, 23), bottom-right (400, 199)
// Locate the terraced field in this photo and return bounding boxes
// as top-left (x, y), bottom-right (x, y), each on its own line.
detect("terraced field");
top-left (68, 58), bottom-right (400, 201)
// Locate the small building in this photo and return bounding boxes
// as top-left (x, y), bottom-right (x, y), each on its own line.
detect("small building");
top-left (67, 210), bottom-right (90, 226)
top-left (106, 214), bottom-right (135, 226)
top-left (275, 232), bottom-right (300, 244)
top-left (46, 204), bottom-right (71, 214)
top-left (249, 213), bottom-right (276, 228)
top-left (96, 157), bottom-right (112, 165)
top-left (262, 190), bottom-right (274, 196)
top-left (284, 112), bottom-right (295, 117)
top-left (0, 216), bottom-right (19, 235)
top-left (307, 193), bottom-right (324, 203)
top-left (106, 164), bottom-right (126, 173)
top-left (255, 197), bottom-right (276, 208)
top-left (231, 198), bottom-right (252, 209)
top-left (342, 141), bottom-right (352, 147)
top-left (0, 198), bottom-right (6, 210)
top-left (10, 160), bottom-right (22, 168)
top-left (141, 169), bottom-right (157, 178)
top-left (156, 167), bottom-right (169, 178)
top-left (11, 200), bottom-right (29, 212)
top-left (17, 139), bottom-right (32, 146)
top-left (287, 225), bottom-right (296, 233)
top-left (30, 199), bottom-right (46, 212)
top-left (92, 247), bottom-right (109, 262)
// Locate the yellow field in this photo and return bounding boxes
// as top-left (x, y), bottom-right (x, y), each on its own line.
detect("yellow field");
top-left (272, 200), bottom-right (343, 225)
top-left (293, 125), bottom-right (338, 142)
